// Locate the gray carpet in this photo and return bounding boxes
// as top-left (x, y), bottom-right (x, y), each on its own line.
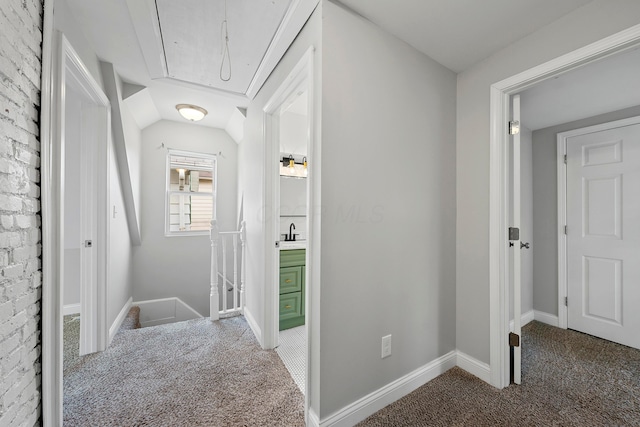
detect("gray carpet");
top-left (358, 321), bottom-right (640, 426)
top-left (63, 315), bottom-right (304, 426)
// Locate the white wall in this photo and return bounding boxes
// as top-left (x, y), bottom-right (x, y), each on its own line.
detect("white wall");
top-left (320, 1), bottom-right (456, 418)
top-left (280, 110), bottom-right (308, 156)
top-left (531, 105), bottom-right (640, 316)
top-left (456, 0), bottom-right (640, 364)
top-left (238, 2), bottom-right (322, 414)
top-left (133, 121), bottom-right (238, 316)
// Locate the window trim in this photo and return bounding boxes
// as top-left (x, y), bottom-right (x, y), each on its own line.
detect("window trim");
top-left (164, 149), bottom-right (217, 237)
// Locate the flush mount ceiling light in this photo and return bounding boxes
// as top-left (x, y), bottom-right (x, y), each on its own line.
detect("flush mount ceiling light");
top-left (176, 104), bottom-right (208, 122)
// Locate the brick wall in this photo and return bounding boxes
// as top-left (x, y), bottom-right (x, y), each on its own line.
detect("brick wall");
top-left (0, 0), bottom-right (44, 426)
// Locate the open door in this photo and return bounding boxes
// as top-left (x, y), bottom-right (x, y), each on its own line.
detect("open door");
top-left (510, 94), bottom-right (522, 385)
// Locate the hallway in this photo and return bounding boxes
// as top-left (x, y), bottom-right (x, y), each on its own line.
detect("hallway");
top-left (63, 316), bottom-right (304, 426)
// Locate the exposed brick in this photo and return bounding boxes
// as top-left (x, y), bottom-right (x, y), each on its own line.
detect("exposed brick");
top-left (2, 264), bottom-right (23, 278)
top-left (0, 0), bottom-right (43, 424)
top-left (1, 215), bottom-right (14, 229)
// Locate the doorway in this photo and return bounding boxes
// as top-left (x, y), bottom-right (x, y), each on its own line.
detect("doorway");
top-left (263, 48), bottom-right (315, 409)
top-left (42, 32), bottom-right (111, 425)
top-left (489, 24), bottom-right (640, 389)
top-left (275, 88), bottom-right (310, 393)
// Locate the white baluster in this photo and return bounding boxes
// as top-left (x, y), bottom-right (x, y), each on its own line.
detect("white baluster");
top-left (240, 221), bottom-right (246, 314)
top-left (210, 219), bottom-right (220, 321)
top-left (222, 236), bottom-right (227, 313)
top-left (233, 233), bottom-right (238, 311)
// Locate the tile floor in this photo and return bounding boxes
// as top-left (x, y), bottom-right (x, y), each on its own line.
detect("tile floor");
top-left (276, 325), bottom-right (306, 394)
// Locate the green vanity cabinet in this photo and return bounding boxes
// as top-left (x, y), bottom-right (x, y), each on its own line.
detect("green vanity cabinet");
top-left (279, 249), bottom-right (305, 330)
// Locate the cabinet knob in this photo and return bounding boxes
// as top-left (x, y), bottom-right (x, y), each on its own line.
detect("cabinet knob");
top-left (285, 279), bottom-right (292, 283)
top-left (285, 305), bottom-right (291, 309)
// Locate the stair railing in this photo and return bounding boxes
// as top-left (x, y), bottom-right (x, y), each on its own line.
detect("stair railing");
top-left (210, 220), bottom-right (246, 320)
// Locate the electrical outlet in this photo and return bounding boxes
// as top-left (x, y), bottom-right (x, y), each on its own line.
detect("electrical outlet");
top-left (381, 335), bottom-right (392, 358)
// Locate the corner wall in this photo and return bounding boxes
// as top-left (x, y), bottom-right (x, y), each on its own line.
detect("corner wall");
top-left (0, 0), bottom-right (43, 424)
top-left (320, 1), bottom-right (457, 419)
top-left (456, 0), bottom-right (640, 365)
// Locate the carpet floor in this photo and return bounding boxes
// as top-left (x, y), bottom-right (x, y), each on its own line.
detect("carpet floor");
top-left (358, 321), bottom-right (640, 426)
top-left (63, 315), bottom-right (304, 426)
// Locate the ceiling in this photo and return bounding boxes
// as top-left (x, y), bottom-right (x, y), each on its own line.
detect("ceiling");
top-left (66, 0), bottom-right (633, 134)
top-left (338, 0), bottom-right (592, 73)
top-left (64, 0), bottom-right (298, 131)
top-left (156, 0), bottom-right (291, 95)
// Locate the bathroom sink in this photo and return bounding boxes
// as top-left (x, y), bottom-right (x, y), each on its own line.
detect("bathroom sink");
top-left (279, 240), bottom-right (307, 250)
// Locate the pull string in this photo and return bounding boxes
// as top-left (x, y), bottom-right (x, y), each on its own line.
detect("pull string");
top-left (219, 0), bottom-right (231, 82)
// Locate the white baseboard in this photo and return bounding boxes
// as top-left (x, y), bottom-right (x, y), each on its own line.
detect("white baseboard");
top-left (319, 351), bottom-right (456, 427)
top-left (133, 297), bottom-right (203, 328)
top-left (243, 306), bottom-right (262, 347)
top-left (509, 309), bottom-right (535, 330)
top-left (534, 310), bottom-right (559, 327)
top-left (307, 408), bottom-right (320, 427)
top-left (108, 297), bottom-right (132, 345)
top-left (456, 350), bottom-right (491, 384)
top-left (63, 303), bottom-right (80, 316)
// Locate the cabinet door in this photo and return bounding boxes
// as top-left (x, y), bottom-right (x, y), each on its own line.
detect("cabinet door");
top-left (280, 266), bottom-right (302, 294)
top-left (279, 292), bottom-right (303, 320)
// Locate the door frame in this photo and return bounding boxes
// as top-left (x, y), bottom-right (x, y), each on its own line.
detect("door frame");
top-left (41, 32), bottom-right (111, 425)
top-left (263, 46), bottom-right (316, 417)
top-left (556, 115), bottom-right (640, 330)
top-left (489, 24), bottom-right (640, 389)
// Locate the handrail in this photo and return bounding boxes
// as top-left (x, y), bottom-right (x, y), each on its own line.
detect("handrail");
top-left (210, 219), bottom-right (246, 321)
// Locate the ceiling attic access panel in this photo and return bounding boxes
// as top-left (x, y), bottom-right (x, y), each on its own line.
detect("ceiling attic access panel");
top-left (155, 0), bottom-right (292, 95)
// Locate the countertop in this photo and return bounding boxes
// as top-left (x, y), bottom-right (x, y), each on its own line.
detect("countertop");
top-left (279, 240), bottom-right (307, 250)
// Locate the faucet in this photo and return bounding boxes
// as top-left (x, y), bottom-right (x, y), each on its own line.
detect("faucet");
top-left (289, 223), bottom-right (296, 241)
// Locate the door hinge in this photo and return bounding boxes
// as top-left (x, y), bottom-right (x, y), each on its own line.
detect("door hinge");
top-left (564, 225), bottom-right (567, 235)
top-left (565, 297), bottom-right (568, 307)
top-left (508, 227), bottom-right (520, 241)
top-left (509, 332), bottom-right (520, 347)
top-left (509, 120), bottom-right (520, 135)
top-left (564, 154), bottom-right (567, 164)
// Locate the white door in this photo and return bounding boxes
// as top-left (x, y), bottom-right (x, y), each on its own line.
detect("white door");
top-left (511, 94), bottom-right (522, 384)
top-left (566, 121), bottom-right (640, 350)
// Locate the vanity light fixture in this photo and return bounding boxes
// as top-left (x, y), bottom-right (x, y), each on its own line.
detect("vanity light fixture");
top-left (280, 155), bottom-right (308, 178)
top-left (288, 155), bottom-right (295, 171)
top-left (303, 157), bottom-right (308, 176)
top-left (176, 104), bottom-right (208, 122)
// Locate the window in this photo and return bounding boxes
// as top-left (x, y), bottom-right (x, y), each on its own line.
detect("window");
top-left (165, 150), bottom-right (216, 236)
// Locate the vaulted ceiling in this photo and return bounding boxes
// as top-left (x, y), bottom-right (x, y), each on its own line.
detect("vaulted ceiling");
top-left (64, 0), bottom-right (637, 133)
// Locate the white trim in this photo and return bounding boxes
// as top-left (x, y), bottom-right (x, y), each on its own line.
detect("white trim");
top-left (557, 137), bottom-right (568, 329)
top-left (109, 297), bottom-right (133, 344)
top-left (40, 0), bottom-right (58, 423)
top-left (489, 23), bottom-right (640, 390)
top-left (243, 306), bottom-right (263, 346)
top-left (556, 115), bottom-right (640, 331)
top-left (509, 309), bottom-right (535, 330)
top-left (456, 351), bottom-right (491, 384)
top-left (534, 310), bottom-right (559, 327)
top-left (63, 304), bottom-right (81, 316)
top-left (246, 0), bottom-right (319, 99)
top-left (307, 408), bottom-right (320, 427)
top-left (318, 351), bottom-right (456, 427)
